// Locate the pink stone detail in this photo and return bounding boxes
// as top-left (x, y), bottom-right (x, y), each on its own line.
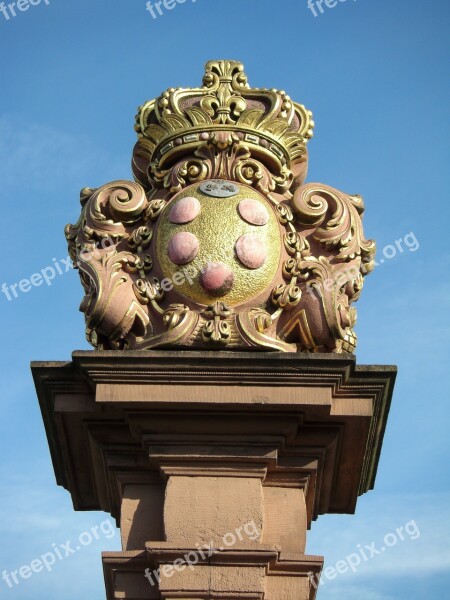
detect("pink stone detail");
top-left (168, 232), bottom-right (199, 265)
top-left (169, 197), bottom-right (201, 224)
top-left (235, 234), bottom-right (267, 269)
top-left (200, 262), bottom-right (234, 296)
top-left (238, 199), bottom-right (269, 226)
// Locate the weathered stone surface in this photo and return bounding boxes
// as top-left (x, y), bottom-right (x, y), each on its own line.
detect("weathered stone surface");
top-left (33, 351), bottom-right (395, 599)
top-left (164, 476), bottom-right (263, 546)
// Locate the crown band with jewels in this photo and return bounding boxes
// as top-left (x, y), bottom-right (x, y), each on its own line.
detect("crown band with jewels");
top-left (133, 60), bottom-right (314, 185)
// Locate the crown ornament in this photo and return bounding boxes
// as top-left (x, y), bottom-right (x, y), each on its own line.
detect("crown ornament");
top-left (66, 60), bottom-right (375, 353)
top-left (132, 60), bottom-right (314, 196)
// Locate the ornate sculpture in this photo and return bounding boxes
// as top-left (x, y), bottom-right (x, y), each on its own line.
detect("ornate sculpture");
top-left (66, 60), bottom-right (375, 352)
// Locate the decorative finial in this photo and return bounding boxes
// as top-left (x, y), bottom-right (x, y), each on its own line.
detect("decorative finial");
top-left (66, 61), bottom-right (374, 353)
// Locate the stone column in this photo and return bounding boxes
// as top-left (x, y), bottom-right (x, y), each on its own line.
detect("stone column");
top-left (32, 351), bottom-right (395, 599)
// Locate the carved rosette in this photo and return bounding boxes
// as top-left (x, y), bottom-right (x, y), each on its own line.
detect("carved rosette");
top-left (66, 61), bottom-right (375, 353)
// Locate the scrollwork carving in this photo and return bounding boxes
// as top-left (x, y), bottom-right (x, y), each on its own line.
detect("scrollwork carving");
top-left (293, 183), bottom-right (376, 268)
top-left (201, 302), bottom-right (232, 345)
top-left (67, 61), bottom-right (375, 355)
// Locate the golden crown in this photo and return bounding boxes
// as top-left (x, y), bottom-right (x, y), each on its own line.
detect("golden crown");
top-left (133, 60), bottom-right (314, 188)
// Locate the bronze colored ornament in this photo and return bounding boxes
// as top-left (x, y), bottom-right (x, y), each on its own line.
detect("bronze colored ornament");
top-left (66, 60), bottom-right (375, 353)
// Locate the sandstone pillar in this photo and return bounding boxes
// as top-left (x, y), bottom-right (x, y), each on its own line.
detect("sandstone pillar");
top-left (33, 60), bottom-right (396, 598)
top-left (32, 351), bottom-right (395, 598)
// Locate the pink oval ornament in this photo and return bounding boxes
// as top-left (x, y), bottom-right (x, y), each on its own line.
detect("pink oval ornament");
top-left (235, 234), bottom-right (267, 269)
top-left (238, 199), bottom-right (269, 226)
top-left (200, 262), bottom-right (234, 296)
top-left (168, 232), bottom-right (199, 265)
top-left (169, 196), bottom-right (201, 224)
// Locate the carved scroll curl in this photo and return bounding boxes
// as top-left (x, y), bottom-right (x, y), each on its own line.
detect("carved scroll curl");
top-left (292, 183), bottom-right (376, 271)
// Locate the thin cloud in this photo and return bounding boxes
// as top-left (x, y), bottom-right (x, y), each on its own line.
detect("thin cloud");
top-left (0, 115), bottom-right (128, 195)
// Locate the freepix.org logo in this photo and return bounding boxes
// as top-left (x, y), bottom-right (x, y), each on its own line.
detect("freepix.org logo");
top-left (0, 0), bottom-right (50, 22)
top-left (2, 519), bottom-right (116, 589)
top-left (145, 0), bottom-right (197, 21)
top-left (307, 0), bottom-right (358, 18)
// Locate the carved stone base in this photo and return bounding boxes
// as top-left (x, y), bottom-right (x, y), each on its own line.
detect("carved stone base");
top-left (32, 351), bottom-right (395, 599)
top-left (103, 547), bottom-right (323, 600)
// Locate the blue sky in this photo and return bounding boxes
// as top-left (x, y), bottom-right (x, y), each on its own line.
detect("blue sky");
top-left (0, 0), bottom-right (449, 598)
